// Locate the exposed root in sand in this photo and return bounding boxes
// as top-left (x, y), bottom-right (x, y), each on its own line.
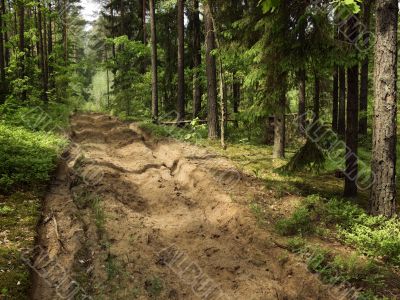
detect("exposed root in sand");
top-left (30, 113), bottom-right (342, 300)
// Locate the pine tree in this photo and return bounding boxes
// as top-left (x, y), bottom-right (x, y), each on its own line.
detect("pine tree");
top-left (370, 0), bottom-right (398, 217)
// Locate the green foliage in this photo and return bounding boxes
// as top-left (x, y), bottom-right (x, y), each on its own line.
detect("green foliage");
top-left (277, 195), bottom-right (400, 267)
top-left (339, 217), bottom-right (400, 266)
top-left (145, 276), bottom-right (164, 298)
top-left (106, 36), bottom-right (152, 118)
top-left (276, 206), bottom-right (314, 235)
top-left (0, 123), bottom-right (66, 192)
top-left (0, 192), bottom-right (41, 300)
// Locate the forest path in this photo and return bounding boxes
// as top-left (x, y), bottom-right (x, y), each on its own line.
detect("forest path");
top-left (31, 113), bottom-right (339, 300)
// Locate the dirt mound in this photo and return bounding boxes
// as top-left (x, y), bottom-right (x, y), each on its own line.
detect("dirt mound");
top-left (31, 113), bottom-right (341, 300)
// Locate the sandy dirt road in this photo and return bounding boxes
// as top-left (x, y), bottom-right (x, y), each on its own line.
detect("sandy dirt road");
top-left (30, 113), bottom-right (340, 300)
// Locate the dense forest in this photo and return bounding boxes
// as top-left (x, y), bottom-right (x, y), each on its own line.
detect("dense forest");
top-left (1, 0), bottom-right (400, 299)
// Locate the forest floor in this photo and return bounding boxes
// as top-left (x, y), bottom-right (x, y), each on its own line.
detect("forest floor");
top-left (29, 113), bottom-right (350, 300)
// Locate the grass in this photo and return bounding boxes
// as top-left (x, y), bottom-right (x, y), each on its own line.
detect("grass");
top-left (277, 195), bottom-right (400, 267)
top-left (286, 239), bottom-right (397, 299)
top-left (0, 192), bottom-right (42, 300)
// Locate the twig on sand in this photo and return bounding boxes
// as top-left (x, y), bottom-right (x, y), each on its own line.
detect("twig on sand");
top-left (51, 210), bottom-right (66, 252)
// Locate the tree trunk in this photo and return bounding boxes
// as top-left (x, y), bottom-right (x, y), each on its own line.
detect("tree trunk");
top-left (313, 74), bottom-right (320, 122)
top-left (1, 0), bottom-right (8, 66)
top-left (0, 0), bottom-right (5, 101)
top-left (233, 73), bottom-right (240, 128)
top-left (62, 0), bottom-right (68, 65)
top-left (18, 1), bottom-right (26, 100)
top-left (273, 83), bottom-right (286, 159)
top-left (48, 1), bottom-right (54, 89)
top-left (143, 0), bottom-right (147, 44)
top-left (370, 0), bottom-right (398, 217)
top-left (192, 0), bottom-right (201, 118)
top-left (149, 0), bottom-right (158, 121)
top-left (298, 69), bottom-right (306, 132)
top-left (177, 0), bottom-right (185, 122)
top-left (204, 2), bottom-right (218, 139)
top-left (359, 1), bottom-right (372, 135)
top-left (37, 4), bottom-right (47, 102)
top-left (344, 16), bottom-right (360, 198)
top-left (332, 66), bottom-right (339, 131)
top-left (43, 6), bottom-right (48, 100)
top-left (338, 66), bottom-right (346, 135)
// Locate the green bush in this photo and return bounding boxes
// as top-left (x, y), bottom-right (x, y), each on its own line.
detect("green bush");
top-left (339, 217), bottom-right (400, 266)
top-left (277, 195), bottom-right (400, 267)
top-left (0, 123), bottom-right (67, 192)
top-left (276, 206), bottom-right (314, 235)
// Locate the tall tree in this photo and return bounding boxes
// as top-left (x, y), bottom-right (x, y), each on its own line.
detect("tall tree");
top-left (359, 1), bottom-right (372, 135)
top-left (48, 0), bottom-right (54, 89)
top-left (273, 79), bottom-right (287, 158)
top-left (192, 0), bottom-right (201, 117)
top-left (313, 74), bottom-right (320, 121)
top-left (17, 0), bottom-right (26, 100)
top-left (204, 1), bottom-right (218, 139)
top-left (0, 0), bottom-right (5, 103)
top-left (232, 73), bottom-right (240, 128)
top-left (143, 0), bottom-right (147, 43)
top-left (177, 0), bottom-right (185, 122)
top-left (332, 66), bottom-right (339, 131)
top-left (338, 66), bottom-right (346, 135)
top-left (298, 69), bottom-right (306, 132)
top-left (149, 0), bottom-right (158, 121)
top-left (370, 0), bottom-right (398, 217)
top-left (1, 0), bottom-right (8, 66)
top-left (344, 16), bottom-right (359, 198)
top-left (62, 0), bottom-right (68, 65)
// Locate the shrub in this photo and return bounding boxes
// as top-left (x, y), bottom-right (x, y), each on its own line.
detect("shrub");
top-left (0, 123), bottom-right (67, 192)
top-left (276, 206), bottom-right (314, 235)
top-left (277, 194), bottom-right (400, 267)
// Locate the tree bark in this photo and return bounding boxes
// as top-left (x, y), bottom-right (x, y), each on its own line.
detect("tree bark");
top-left (204, 2), bottom-right (218, 139)
top-left (149, 0), bottom-right (158, 121)
top-left (37, 4), bottom-right (47, 102)
top-left (0, 0), bottom-right (5, 93)
top-left (233, 73), bottom-right (240, 128)
top-left (298, 69), bottom-right (306, 132)
top-left (48, 1), bottom-right (54, 89)
top-left (273, 81), bottom-right (286, 159)
top-left (62, 0), bottom-right (68, 65)
top-left (370, 0), bottom-right (398, 217)
top-left (1, 0), bottom-right (8, 66)
top-left (359, 1), bottom-right (372, 135)
top-left (177, 0), bottom-right (185, 122)
top-left (143, 0), bottom-right (147, 44)
top-left (192, 0), bottom-right (201, 118)
top-left (338, 66), bottom-right (346, 135)
top-left (18, 1), bottom-right (26, 100)
top-left (332, 66), bottom-right (339, 131)
top-left (313, 74), bottom-right (320, 122)
top-left (344, 16), bottom-right (360, 198)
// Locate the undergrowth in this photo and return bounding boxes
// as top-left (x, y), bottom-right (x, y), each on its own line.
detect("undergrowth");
top-left (0, 101), bottom-right (72, 299)
top-left (277, 195), bottom-right (400, 267)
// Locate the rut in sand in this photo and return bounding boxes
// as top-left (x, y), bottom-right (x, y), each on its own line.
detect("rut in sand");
top-left (30, 113), bottom-right (342, 300)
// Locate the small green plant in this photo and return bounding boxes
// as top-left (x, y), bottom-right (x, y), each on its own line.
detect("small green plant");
top-left (105, 254), bottom-right (120, 280)
top-left (0, 205), bottom-right (14, 215)
top-left (286, 236), bottom-right (306, 252)
top-left (91, 196), bottom-right (106, 235)
top-left (145, 276), bottom-right (163, 298)
top-left (276, 206), bottom-right (314, 235)
top-left (249, 202), bottom-right (265, 225)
